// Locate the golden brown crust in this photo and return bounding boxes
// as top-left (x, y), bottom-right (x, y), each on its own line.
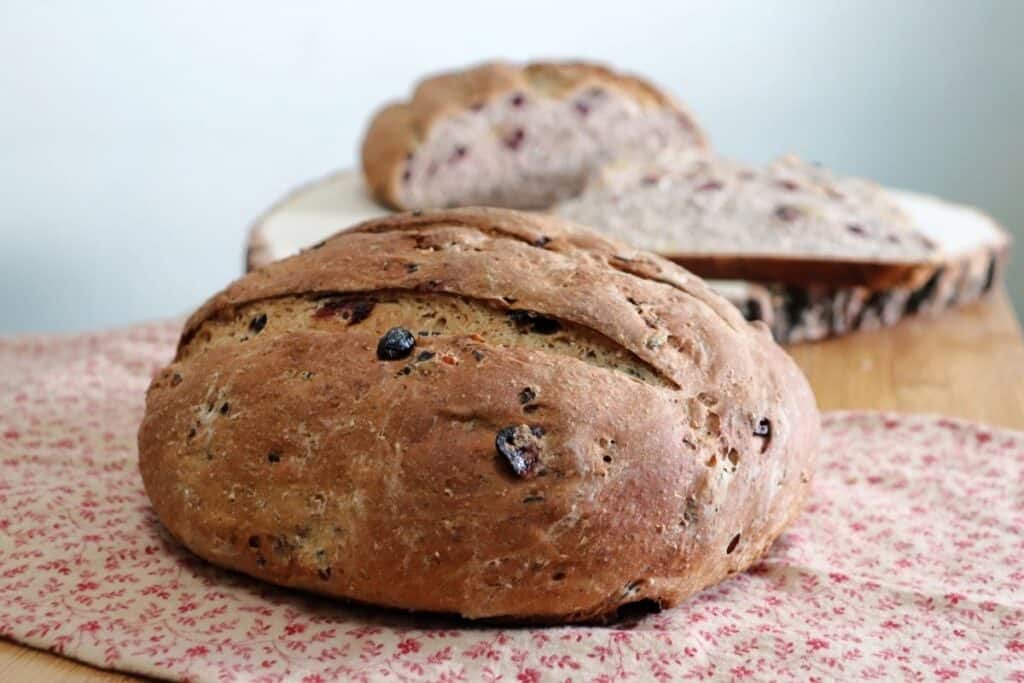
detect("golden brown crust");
top-left (360, 60), bottom-right (705, 209)
top-left (523, 61), bottom-right (674, 107)
top-left (360, 103), bottom-right (418, 206)
top-left (184, 207), bottom-right (747, 373)
top-left (141, 208), bottom-right (818, 622)
top-left (413, 62), bottom-right (528, 119)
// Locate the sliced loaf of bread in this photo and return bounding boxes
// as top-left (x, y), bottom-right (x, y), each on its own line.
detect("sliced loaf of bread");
top-left (555, 152), bottom-right (941, 287)
top-left (245, 170), bottom-right (1009, 344)
top-left (361, 61), bottom-right (706, 210)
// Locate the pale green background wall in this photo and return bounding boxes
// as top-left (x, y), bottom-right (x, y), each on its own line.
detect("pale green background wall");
top-left (0, 0), bottom-right (1020, 332)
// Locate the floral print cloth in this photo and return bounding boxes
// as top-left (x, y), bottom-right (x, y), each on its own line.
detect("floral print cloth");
top-left (1, 322), bottom-right (1022, 682)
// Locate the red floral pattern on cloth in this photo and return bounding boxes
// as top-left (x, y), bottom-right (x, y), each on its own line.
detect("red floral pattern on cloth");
top-left (1, 321), bottom-right (1023, 683)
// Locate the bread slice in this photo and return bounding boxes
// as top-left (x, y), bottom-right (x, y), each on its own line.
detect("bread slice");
top-left (555, 152), bottom-right (942, 288)
top-left (361, 61), bottom-right (706, 210)
top-left (721, 193), bottom-right (1010, 343)
top-left (245, 170), bottom-right (1009, 345)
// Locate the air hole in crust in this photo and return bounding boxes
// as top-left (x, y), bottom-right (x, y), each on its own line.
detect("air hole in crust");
top-left (727, 533), bottom-right (741, 554)
top-left (603, 455), bottom-right (613, 463)
top-left (552, 571), bottom-right (566, 581)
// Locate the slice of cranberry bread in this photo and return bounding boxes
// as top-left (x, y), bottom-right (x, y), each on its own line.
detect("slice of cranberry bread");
top-left (361, 61), bottom-right (707, 210)
top-left (555, 152), bottom-right (942, 287)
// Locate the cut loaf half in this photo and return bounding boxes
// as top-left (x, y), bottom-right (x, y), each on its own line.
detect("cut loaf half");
top-left (361, 61), bottom-right (706, 210)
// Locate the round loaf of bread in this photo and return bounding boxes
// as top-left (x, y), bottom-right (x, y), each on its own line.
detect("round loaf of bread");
top-left (361, 61), bottom-right (706, 210)
top-left (139, 208), bottom-right (819, 623)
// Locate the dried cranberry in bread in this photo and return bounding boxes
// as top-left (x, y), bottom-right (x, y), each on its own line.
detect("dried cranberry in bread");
top-left (361, 61), bottom-right (706, 210)
top-left (556, 152), bottom-right (942, 287)
top-left (139, 208), bottom-right (819, 623)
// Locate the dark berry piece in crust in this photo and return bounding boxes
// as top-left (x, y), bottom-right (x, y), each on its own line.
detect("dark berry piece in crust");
top-left (377, 327), bottom-right (416, 360)
top-left (496, 425), bottom-right (546, 478)
top-left (753, 418), bottom-right (772, 452)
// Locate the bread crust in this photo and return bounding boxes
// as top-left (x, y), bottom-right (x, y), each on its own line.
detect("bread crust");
top-left (728, 241), bottom-right (1010, 344)
top-left (360, 61), bottom-right (705, 209)
top-left (664, 253), bottom-right (938, 289)
top-left (141, 208), bottom-right (818, 622)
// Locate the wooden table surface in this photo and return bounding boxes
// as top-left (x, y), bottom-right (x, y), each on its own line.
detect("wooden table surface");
top-left (3, 291), bottom-right (1023, 682)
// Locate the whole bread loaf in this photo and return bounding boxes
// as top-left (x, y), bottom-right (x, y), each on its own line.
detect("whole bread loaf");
top-left (361, 61), bottom-right (706, 211)
top-left (556, 152), bottom-right (941, 287)
top-left (140, 208), bottom-right (819, 623)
